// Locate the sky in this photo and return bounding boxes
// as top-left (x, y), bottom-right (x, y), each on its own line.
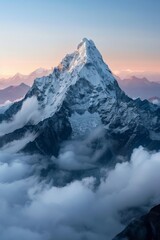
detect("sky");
top-left (0, 0), bottom-right (160, 76)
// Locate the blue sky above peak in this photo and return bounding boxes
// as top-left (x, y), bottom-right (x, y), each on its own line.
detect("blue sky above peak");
top-left (0, 0), bottom-right (160, 75)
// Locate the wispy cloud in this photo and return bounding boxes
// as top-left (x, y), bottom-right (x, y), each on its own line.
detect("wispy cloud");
top-left (0, 96), bottom-right (41, 136)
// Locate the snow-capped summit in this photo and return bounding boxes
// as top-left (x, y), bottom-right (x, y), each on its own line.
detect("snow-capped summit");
top-left (0, 38), bottom-right (160, 156)
top-left (77, 38), bottom-right (113, 76)
top-left (27, 38), bottom-right (119, 122)
top-left (34, 38), bottom-right (115, 89)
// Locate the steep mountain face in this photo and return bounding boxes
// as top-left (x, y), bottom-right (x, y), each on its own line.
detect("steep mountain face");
top-left (0, 83), bottom-right (30, 104)
top-left (113, 204), bottom-right (160, 240)
top-left (0, 38), bottom-right (160, 158)
top-left (117, 76), bottom-right (160, 100)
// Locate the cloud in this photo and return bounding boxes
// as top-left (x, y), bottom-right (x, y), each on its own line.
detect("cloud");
top-left (52, 126), bottom-right (112, 170)
top-left (0, 100), bottom-right (12, 106)
top-left (1, 133), bottom-right (37, 153)
top-left (0, 97), bottom-right (41, 136)
top-left (0, 101), bottom-right (12, 114)
top-left (0, 145), bottom-right (160, 240)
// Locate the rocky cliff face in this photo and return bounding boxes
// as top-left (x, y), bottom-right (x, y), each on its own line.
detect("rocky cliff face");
top-left (113, 204), bottom-right (160, 240)
top-left (0, 38), bottom-right (159, 157)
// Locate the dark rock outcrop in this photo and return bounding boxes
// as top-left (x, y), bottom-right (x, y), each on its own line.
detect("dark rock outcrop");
top-left (113, 204), bottom-right (160, 240)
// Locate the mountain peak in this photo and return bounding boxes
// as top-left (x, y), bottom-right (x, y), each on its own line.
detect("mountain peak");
top-left (56, 37), bottom-right (115, 86)
top-left (28, 38), bottom-right (118, 121)
top-left (34, 38), bottom-right (116, 97)
top-left (76, 38), bottom-right (102, 64)
top-left (77, 38), bottom-right (95, 50)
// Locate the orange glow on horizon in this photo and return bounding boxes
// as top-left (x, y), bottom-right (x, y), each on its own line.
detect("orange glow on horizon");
top-left (0, 53), bottom-right (160, 77)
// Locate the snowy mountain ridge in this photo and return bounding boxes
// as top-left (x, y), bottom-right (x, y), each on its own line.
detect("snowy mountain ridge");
top-left (0, 38), bottom-right (159, 157)
top-left (27, 38), bottom-right (117, 122)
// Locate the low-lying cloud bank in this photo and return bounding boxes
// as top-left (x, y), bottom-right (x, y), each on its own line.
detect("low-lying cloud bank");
top-left (52, 127), bottom-right (111, 170)
top-left (0, 146), bottom-right (160, 240)
top-left (0, 96), bottom-right (40, 136)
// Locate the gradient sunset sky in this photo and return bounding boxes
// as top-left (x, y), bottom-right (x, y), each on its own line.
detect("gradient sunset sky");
top-left (0, 0), bottom-right (160, 76)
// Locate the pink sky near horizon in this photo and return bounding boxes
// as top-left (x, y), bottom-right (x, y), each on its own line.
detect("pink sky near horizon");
top-left (1, 1), bottom-right (160, 78)
top-left (1, 48), bottom-right (160, 77)
top-left (1, 37), bottom-right (160, 77)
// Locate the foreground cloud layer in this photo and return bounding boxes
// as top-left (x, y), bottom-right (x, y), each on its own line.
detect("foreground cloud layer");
top-left (0, 146), bottom-right (160, 240)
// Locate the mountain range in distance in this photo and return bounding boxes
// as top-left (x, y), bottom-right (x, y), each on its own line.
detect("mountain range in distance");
top-left (116, 70), bottom-right (160, 83)
top-left (0, 69), bottom-right (160, 105)
top-left (0, 68), bottom-right (52, 104)
top-left (117, 76), bottom-right (160, 100)
top-left (0, 68), bottom-right (52, 89)
top-left (0, 83), bottom-right (30, 105)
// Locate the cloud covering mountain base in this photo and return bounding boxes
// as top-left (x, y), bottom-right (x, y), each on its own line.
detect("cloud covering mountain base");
top-left (0, 146), bottom-right (160, 240)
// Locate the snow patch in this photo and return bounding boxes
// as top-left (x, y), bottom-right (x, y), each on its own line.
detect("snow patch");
top-left (69, 111), bottom-right (102, 138)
